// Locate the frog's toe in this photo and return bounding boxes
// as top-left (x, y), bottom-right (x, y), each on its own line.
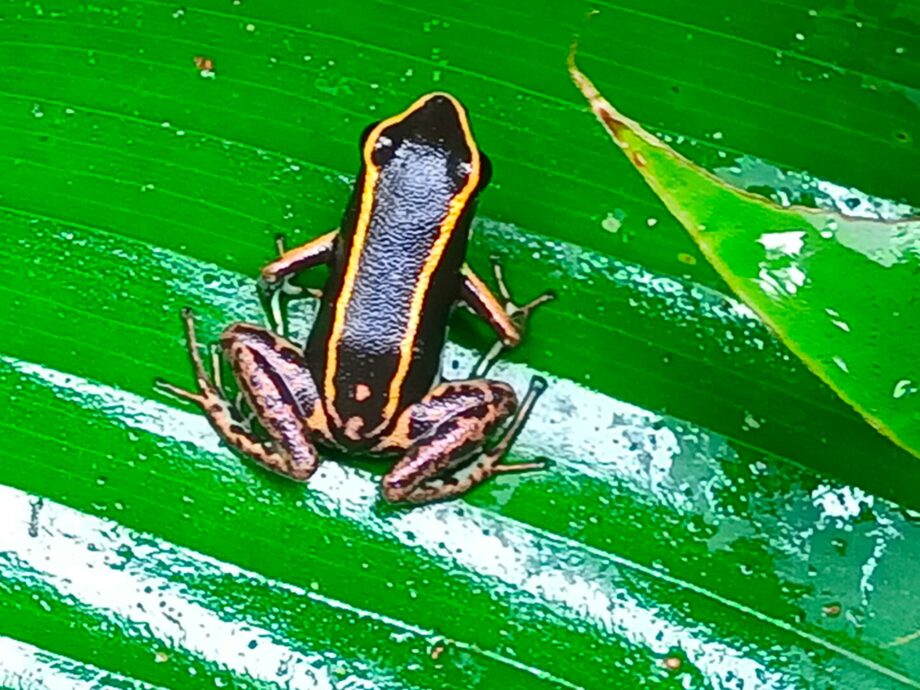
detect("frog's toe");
top-left (154, 378), bottom-right (204, 404)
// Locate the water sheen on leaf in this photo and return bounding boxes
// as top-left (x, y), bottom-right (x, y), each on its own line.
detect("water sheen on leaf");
top-left (2, 1), bottom-right (920, 688)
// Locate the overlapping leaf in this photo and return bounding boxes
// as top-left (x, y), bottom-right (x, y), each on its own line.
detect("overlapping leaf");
top-left (569, 55), bottom-right (920, 459)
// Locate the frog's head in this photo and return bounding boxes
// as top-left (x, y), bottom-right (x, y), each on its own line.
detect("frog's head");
top-left (360, 93), bottom-right (491, 194)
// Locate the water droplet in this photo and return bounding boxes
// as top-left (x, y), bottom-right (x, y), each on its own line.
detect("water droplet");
top-left (601, 212), bottom-right (622, 233)
top-left (832, 356), bottom-right (849, 373)
top-left (893, 379), bottom-right (916, 399)
top-left (742, 412), bottom-right (762, 430)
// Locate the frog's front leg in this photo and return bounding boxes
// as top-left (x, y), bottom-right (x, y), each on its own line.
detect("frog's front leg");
top-left (156, 310), bottom-right (327, 481)
top-left (460, 262), bottom-right (554, 376)
top-left (376, 377), bottom-right (547, 504)
top-left (259, 231), bottom-right (336, 335)
top-left (260, 230), bottom-right (337, 286)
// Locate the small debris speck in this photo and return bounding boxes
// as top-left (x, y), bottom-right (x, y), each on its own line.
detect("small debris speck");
top-left (822, 603), bottom-right (842, 617)
top-left (194, 55), bottom-right (215, 78)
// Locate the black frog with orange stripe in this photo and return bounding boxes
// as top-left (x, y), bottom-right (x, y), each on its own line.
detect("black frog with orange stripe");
top-left (158, 94), bottom-right (552, 504)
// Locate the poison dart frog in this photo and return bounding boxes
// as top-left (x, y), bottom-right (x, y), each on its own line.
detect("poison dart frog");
top-left (157, 93), bottom-right (553, 504)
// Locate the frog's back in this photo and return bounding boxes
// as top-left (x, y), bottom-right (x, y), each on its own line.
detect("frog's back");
top-left (306, 93), bottom-right (486, 446)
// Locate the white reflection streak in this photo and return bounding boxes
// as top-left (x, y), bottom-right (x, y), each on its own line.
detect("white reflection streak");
top-left (0, 377), bottom-right (386, 690)
top-left (0, 637), bottom-right (163, 690)
top-left (7, 356), bottom-right (792, 689)
top-left (0, 487), bottom-right (383, 690)
top-left (382, 504), bottom-right (789, 689)
top-left (443, 344), bottom-right (685, 496)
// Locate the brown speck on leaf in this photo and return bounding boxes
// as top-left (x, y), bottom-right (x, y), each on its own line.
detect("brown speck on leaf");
top-left (822, 603), bottom-right (842, 617)
top-left (678, 252), bottom-right (697, 265)
top-left (598, 108), bottom-right (627, 138)
top-left (663, 655), bottom-right (682, 671)
top-left (154, 651), bottom-right (169, 663)
top-left (430, 644), bottom-right (445, 660)
top-left (633, 152), bottom-right (647, 167)
top-left (194, 55), bottom-right (214, 71)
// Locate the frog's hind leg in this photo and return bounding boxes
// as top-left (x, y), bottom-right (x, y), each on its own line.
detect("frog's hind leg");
top-left (155, 309), bottom-right (319, 481)
top-left (378, 377), bottom-right (547, 504)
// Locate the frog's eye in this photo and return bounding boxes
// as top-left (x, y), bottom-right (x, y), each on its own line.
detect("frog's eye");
top-left (370, 134), bottom-right (397, 166)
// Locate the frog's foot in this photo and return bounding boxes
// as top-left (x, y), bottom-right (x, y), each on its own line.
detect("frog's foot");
top-left (470, 260), bottom-right (554, 378)
top-left (155, 309), bottom-right (317, 480)
top-left (491, 259), bottom-right (555, 328)
top-left (154, 310), bottom-right (219, 406)
top-left (154, 378), bottom-right (204, 405)
top-left (477, 376), bottom-right (548, 476)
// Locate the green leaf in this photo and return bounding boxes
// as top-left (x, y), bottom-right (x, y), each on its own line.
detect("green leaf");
top-left (2, 0), bottom-right (919, 688)
top-left (568, 54), bottom-right (920, 460)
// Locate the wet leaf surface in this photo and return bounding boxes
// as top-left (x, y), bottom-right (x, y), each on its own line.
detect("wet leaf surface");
top-left (569, 55), bottom-right (920, 460)
top-left (1, 0), bottom-right (918, 688)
